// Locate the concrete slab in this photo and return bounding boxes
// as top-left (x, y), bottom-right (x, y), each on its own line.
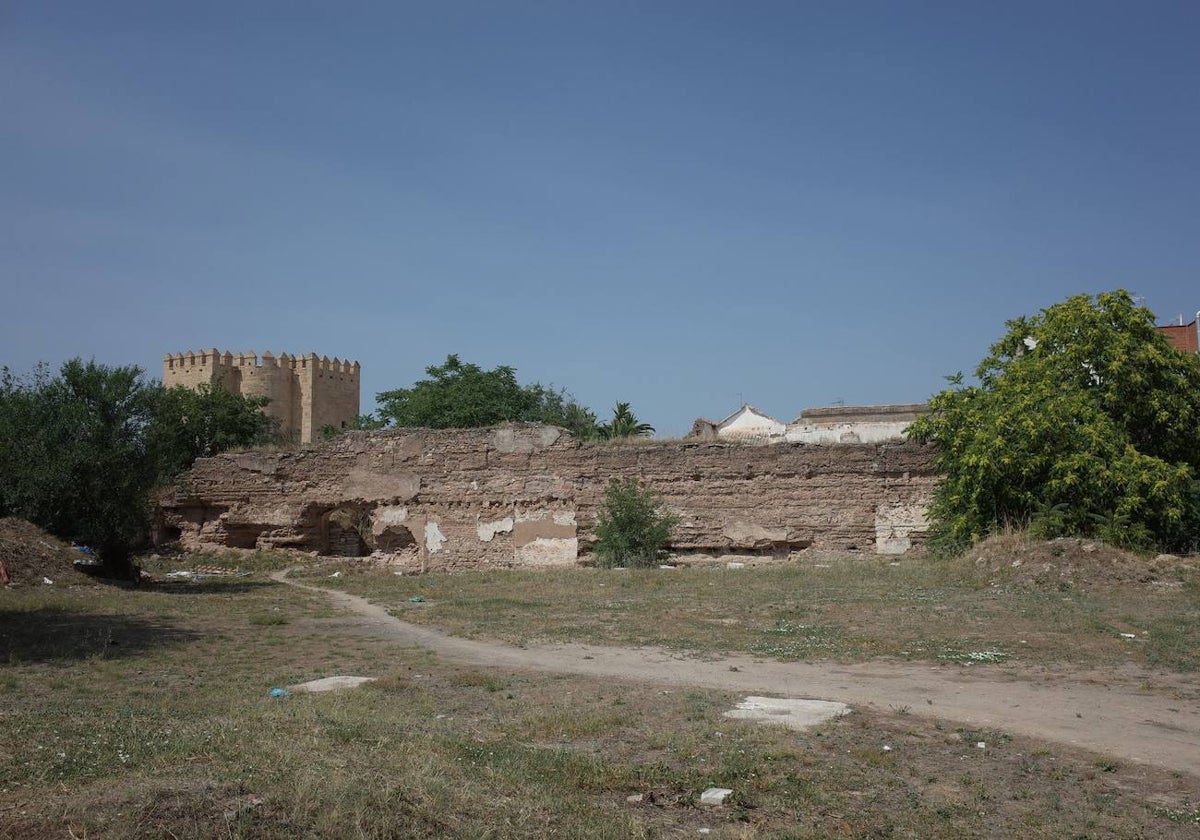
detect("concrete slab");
top-left (723, 696), bottom-right (849, 730)
top-left (291, 675), bottom-right (376, 693)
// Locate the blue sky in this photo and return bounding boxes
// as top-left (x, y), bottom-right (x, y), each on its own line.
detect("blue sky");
top-left (3, 1), bottom-right (1198, 435)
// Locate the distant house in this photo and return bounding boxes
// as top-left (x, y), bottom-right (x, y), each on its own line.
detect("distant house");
top-left (691, 402), bottom-right (927, 445)
top-left (785, 404), bottom-right (927, 444)
top-left (688, 404), bottom-right (786, 442)
top-left (688, 418), bottom-right (720, 440)
top-left (1159, 318), bottom-right (1199, 353)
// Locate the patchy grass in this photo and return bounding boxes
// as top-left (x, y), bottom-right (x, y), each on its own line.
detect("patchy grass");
top-left (304, 551), bottom-right (1200, 677)
top-left (2, 556), bottom-right (1199, 837)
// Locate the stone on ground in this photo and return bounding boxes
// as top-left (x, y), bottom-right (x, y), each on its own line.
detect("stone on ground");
top-left (290, 675), bottom-right (376, 693)
top-left (700, 788), bottom-right (733, 805)
top-left (724, 696), bottom-right (849, 729)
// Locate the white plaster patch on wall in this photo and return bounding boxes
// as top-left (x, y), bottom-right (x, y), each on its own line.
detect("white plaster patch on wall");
top-left (373, 505), bottom-right (408, 526)
top-left (477, 517), bottom-right (514, 542)
top-left (514, 537), bottom-right (579, 566)
top-left (424, 521), bottom-right (447, 553)
top-left (552, 510), bottom-right (577, 527)
top-left (874, 503), bottom-right (929, 555)
top-left (372, 505), bottom-right (410, 542)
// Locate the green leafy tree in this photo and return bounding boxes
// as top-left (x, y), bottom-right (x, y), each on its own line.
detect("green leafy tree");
top-left (0, 360), bottom-right (158, 577)
top-left (0, 360), bottom-right (285, 577)
top-left (319, 413), bottom-right (388, 440)
top-left (597, 401), bottom-right (654, 439)
top-left (149, 384), bottom-right (275, 479)
top-left (529, 386), bottom-right (600, 440)
top-left (376, 354), bottom-right (599, 437)
top-left (909, 290), bottom-right (1200, 553)
top-left (592, 478), bottom-right (679, 568)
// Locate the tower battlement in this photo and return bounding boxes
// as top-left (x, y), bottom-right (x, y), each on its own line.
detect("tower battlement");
top-left (163, 348), bottom-right (360, 443)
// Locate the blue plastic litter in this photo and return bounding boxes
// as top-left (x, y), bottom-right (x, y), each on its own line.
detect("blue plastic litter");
top-left (74, 545), bottom-right (96, 557)
top-left (406, 595), bottom-right (426, 603)
top-left (270, 687), bottom-right (290, 698)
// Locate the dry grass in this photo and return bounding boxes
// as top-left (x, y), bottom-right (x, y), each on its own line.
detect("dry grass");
top-left (1, 549), bottom-right (1198, 837)
top-left (304, 542), bottom-right (1200, 680)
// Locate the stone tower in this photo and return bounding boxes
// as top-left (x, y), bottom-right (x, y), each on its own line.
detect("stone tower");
top-left (162, 349), bottom-right (360, 443)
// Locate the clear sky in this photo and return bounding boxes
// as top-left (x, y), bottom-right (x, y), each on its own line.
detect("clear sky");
top-left (3, 1), bottom-right (1198, 435)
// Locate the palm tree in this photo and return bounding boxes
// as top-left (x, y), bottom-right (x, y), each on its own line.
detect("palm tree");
top-left (598, 402), bottom-right (654, 439)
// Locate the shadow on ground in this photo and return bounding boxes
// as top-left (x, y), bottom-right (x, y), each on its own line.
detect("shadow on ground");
top-left (0, 608), bottom-right (202, 664)
top-left (143, 579), bottom-right (278, 596)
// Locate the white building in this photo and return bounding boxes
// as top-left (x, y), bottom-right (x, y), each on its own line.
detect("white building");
top-left (691, 403), bottom-right (926, 445)
top-left (785, 404), bottom-right (926, 444)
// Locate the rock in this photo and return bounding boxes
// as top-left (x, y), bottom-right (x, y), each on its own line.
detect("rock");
top-left (700, 788), bottom-right (733, 806)
top-left (290, 676), bottom-right (376, 693)
top-left (724, 696), bottom-right (850, 730)
top-left (626, 794), bottom-right (644, 804)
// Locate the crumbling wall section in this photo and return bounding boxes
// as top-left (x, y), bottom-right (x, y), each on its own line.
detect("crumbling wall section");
top-left (157, 424), bottom-right (938, 569)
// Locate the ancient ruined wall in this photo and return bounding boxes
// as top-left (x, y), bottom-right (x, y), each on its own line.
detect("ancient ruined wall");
top-left (157, 425), bottom-right (938, 570)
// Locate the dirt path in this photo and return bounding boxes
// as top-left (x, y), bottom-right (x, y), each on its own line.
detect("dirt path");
top-left (276, 572), bottom-right (1200, 777)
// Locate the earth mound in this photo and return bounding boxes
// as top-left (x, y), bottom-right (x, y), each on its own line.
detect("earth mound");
top-left (969, 532), bottom-right (1198, 589)
top-left (0, 518), bottom-right (92, 587)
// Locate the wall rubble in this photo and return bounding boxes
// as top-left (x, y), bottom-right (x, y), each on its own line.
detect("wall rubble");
top-left (156, 424), bottom-right (938, 570)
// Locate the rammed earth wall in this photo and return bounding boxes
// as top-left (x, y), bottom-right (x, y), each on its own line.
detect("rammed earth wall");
top-left (156, 424), bottom-right (938, 569)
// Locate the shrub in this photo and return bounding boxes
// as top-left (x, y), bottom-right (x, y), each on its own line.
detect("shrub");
top-left (592, 478), bottom-right (679, 568)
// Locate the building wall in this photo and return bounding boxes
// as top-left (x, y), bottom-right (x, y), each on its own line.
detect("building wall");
top-left (785, 404), bottom-right (927, 445)
top-left (717, 408), bottom-right (786, 440)
top-left (156, 425), bottom-right (938, 567)
top-left (162, 349), bottom-right (360, 443)
top-left (785, 420), bottom-right (914, 444)
top-left (1159, 323), bottom-right (1199, 353)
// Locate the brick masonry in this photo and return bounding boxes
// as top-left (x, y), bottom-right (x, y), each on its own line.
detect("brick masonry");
top-left (156, 424), bottom-right (938, 569)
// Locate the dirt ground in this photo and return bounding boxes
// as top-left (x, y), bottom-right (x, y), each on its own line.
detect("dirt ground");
top-left (0, 518), bottom-right (91, 587)
top-left (276, 569), bottom-right (1200, 779)
top-left (968, 531), bottom-right (1200, 589)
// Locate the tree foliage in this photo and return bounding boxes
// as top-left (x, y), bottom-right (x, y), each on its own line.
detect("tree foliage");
top-left (150, 384), bottom-right (275, 479)
top-left (597, 401), bottom-right (655, 440)
top-left (909, 290), bottom-right (1200, 552)
top-left (376, 354), bottom-right (600, 438)
top-left (0, 360), bottom-right (280, 576)
top-left (592, 478), bottom-right (679, 568)
top-left (319, 413), bottom-right (388, 440)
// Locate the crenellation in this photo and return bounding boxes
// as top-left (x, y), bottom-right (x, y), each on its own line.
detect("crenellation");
top-left (163, 347), bottom-right (360, 443)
